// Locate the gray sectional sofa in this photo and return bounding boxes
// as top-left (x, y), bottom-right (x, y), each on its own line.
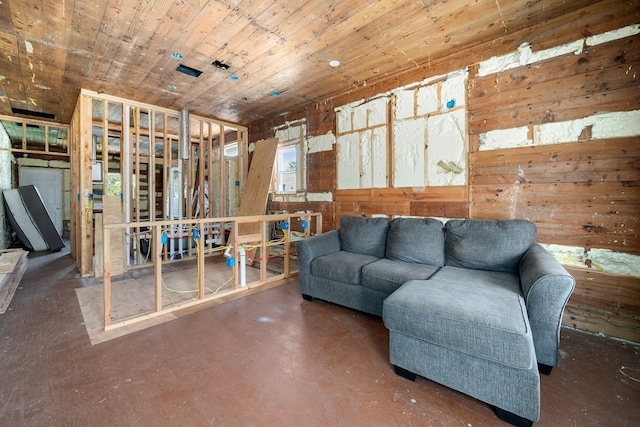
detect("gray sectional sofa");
top-left (295, 215), bottom-right (575, 427)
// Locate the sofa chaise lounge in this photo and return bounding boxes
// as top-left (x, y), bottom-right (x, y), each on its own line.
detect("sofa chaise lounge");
top-left (295, 215), bottom-right (575, 426)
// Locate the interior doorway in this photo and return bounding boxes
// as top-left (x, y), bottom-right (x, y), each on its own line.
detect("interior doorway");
top-left (18, 167), bottom-right (63, 236)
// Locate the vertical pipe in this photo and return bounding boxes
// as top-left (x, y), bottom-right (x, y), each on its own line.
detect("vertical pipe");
top-left (179, 108), bottom-right (190, 160)
top-left (239, 247), bottom-right (246, 287)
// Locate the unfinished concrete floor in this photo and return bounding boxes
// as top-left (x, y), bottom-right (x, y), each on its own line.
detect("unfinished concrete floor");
top-left (0, 246), bottom-right (639, 426)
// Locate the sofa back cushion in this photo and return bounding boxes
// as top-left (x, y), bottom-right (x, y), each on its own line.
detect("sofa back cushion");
top-left (445, 219), bottom-right (537, 273)
top-left (385, 217), bottom-right (445, 266)
top-left (340, 216), bottom-right (390, 258)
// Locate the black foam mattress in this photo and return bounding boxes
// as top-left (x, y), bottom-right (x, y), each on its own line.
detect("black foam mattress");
top-left (3, 185), bottom-right (65, 251)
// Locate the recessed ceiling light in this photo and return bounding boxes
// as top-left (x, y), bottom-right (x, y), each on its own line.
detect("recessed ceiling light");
top-left (171, 53), bottom-right (183, 59)
top-left (329, 60), bottom-right (341, 67)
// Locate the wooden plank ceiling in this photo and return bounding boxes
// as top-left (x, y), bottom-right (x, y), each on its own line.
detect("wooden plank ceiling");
top-left (0, 0), bottom-right (601, 125)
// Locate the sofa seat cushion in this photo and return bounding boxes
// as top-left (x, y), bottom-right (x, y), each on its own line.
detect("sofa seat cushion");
top-left (383, 267), bottom-right (535, 370)
top-left (445, 219), bottom-right (537, 274)
top-left (386, 217), bottom-right (445, 266)
top-left (362, 259), bottom-right (440, 294)
top-left (311, 251), bottom-right (379, 286)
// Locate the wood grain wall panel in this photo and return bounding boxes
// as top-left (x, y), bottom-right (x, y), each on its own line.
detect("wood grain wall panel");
top-left (469, 36), bottom-right (639, 134)
top-left (563, 267), bottom-right (640, 343)
top-left (470, 139), bottom-right (640, 253)
top-left (306, 150), bottom-right (336, 192)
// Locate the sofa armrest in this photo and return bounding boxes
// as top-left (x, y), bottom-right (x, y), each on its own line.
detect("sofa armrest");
top-left (519, 243), bottom-right (575, 367)
top-left (295, 230), bottom-right (341, 275)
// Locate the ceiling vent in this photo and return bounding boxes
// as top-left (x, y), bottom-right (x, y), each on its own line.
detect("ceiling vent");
top-left (212, 60), bottom-right (231, 70)
top-left (176, 64), bottom-right (203, 78)
top-left (11, 108), bottom-right (56, 120)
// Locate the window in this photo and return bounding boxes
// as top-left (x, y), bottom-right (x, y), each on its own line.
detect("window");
top-left (276, 145), bottom-right (298, 194)
top-left (224, 142), bottom-right (238, 158)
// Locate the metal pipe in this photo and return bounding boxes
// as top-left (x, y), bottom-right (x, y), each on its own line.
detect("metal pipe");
top-left (179, 108), bottom-right (190, 160)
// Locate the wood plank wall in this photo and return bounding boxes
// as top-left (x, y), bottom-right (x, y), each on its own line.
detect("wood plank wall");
top-left (253, 6), bottom-right (640, 342)
top-left (467, 35), bottom-right (639, 342)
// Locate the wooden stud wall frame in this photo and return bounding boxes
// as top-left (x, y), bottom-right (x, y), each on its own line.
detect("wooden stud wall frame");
top-left (70, 89), bottom-right (249, 277)
top-left (102, 212), bottom-right (322, 330)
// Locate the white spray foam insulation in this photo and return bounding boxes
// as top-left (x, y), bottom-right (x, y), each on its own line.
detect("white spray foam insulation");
top-left (367, 98), bottom-right (388, 127)
top-left (586, 24), bottom-right (640, 46)
top-left (479, 127), bottom-right (531, 150)
top-left (441, 72), bottom-right (467, 109)
top-left (372, 126), bottom-right (388, 188)
top-left (395, 89), bottom-right (415, 120)
top-left (587, 249), bottom-right (640, 277)
top-left (360, 130), bottom-right (373, 188)
top-left (336, 105), bottom-right (353, 133)
top-left (307, 132), bottom-right (335, 153)
top-left (352, 103), bottom-right (368, 130)
top-left (337, 132), bottom-right (361, 189)
top-left (541, 243), bottom-right (640, 278)
top-left (416, 85), bottom-right (438, 116)
top-left (393, 118), bottom-right (427, 187)
top-left (427, 109), bottom-right (466, 186)
top-left (306, 192), bottom-right (333, 202)
top-left (478, 40), bottom-right (583, 76)
top-left (535, 110), bottom-right (640, 145)
top-left (478, 24), bottom-right (639, 77)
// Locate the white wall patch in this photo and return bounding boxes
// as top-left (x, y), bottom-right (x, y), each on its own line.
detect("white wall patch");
top-left (479, 127), bottom-right (531, 151)
top-left (336, 132), bottom-right (360, 189)
top-left (393, 118), bottom-right (426, 187)
top-left (307, 132), bottom-right (335, 153)
top-left (427, 110), bottom-right (466, 186)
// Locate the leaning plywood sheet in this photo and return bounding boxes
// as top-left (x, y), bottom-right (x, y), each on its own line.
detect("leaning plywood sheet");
top-left (0, 249), bottom-right (29, 313)
top-left (3, 185), bottom-right (65, 251)
top-left (236, 138), bottom-right (279, 235)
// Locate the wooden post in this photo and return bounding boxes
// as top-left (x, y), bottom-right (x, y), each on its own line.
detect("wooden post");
top-left (153, 225), bottom-right (162, 312)
top-left (134, 107), bottom-right (141, 264)
top-left (231, 219), bottom-right (238, 289)
top-left (103, 222), bottom-right (112, 328)
top-left (79, 92), bottom-right (94, 276)
top-left (218, 125), bottom-right (226, 217)
top-left (149, 109), bottom-right (156, 222)
top-left (260, 221), bottom-right (267, 282)
top-left (283, 220), bottom-right (291, 278)
top-left (197, 223), bottom-right (205, 299)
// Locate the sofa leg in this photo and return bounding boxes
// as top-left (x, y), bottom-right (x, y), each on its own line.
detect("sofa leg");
top-left (393, 365), bottom-right (417, 381)
top-left (538, 363), bottom-right (553, 375)
top-left (302, 294), bottom-right (313, 301)
top-left (495, 407), bottom-right (533, 427)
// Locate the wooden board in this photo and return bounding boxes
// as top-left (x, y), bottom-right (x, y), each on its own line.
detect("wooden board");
top-left (563, 266), bottom-right (640, 343)
top-left (236, 137), bottom-right (279, 235)
top-left (0, 250), bottom-right (29, 314)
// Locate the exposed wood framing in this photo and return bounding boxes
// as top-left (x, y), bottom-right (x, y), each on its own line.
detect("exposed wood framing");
top-left (70, 89), bottom-right (249, 276)
top-left (102, 212), bottom-right (322, 330)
